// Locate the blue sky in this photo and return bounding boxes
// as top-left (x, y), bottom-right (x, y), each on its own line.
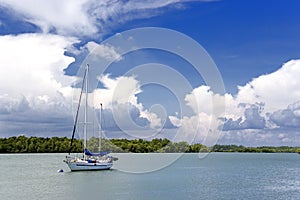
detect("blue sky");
top-left (0, 0), bottom-right (299, 146)
top-left (119, 0), bottom-right (300, 94)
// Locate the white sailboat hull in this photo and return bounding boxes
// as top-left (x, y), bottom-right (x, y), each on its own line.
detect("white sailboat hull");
top-left (67, 161), bottom-right (112, 171)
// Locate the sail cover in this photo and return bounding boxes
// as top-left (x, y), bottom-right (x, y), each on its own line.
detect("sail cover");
top-left (84, 148), bottom-right (111, 156)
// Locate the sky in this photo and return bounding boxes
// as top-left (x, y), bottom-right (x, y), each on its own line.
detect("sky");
top-left (0, 0), bottom-right (299, 146)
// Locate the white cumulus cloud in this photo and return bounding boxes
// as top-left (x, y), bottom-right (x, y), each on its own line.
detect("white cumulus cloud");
top-left (0, 0), bottom-right (212, 37)
top-left (169, 59), bottom-right (300, 145)
top-left (0, 0), bottom-right (96, 36)
top-left (93, 75), bottom-right (163, 131)
top-left (82, 41), bottom-right (122, 62)
top-left (236, 59), bottom-right (300, 114)
top-left (0, 34), bottom-right (77, 136)
top-left (269, 101), bottom-right (300, 128)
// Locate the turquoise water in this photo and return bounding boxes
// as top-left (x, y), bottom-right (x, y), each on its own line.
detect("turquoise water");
top-left (0, 153), bottom-right (299, 199)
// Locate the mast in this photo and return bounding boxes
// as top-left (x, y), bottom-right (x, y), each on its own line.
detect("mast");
top-left (84, 64), bottom-right (89, 154)
top-left (99, 103), bottom-right (103, 152)
top-left (68, 64), bottom-right (88, 155)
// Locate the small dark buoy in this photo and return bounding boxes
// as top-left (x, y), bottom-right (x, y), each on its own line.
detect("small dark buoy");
top-left (57, 169), bottom-right (64, 173)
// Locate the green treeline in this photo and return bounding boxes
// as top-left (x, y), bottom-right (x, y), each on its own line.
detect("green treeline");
top-left (0, 136), bottom-right (299, 153)
top-left (96, 138), bottom-right (210, 153)
top-left (0, 136), bottom-right (82, 153)
top-left (211, 144), bottom-right (299, 153)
